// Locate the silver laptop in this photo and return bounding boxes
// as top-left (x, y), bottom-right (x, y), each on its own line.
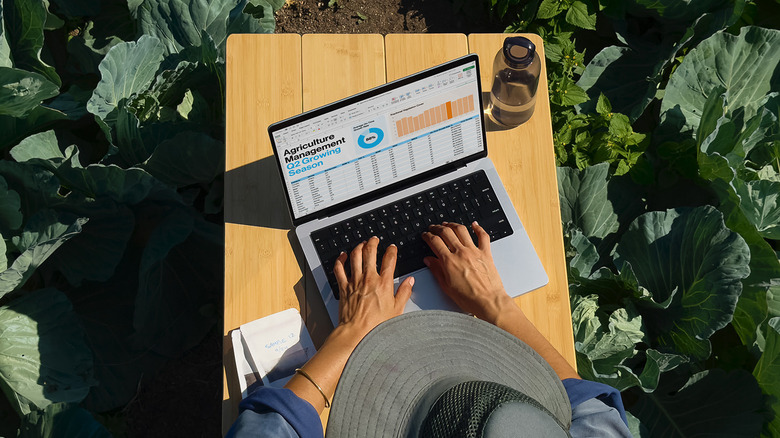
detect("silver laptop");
top-left (269, 54), bottom-right (547, 326)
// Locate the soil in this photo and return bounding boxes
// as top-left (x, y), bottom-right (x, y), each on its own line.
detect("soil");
top-left (275, 0), bottom-right (498, 34)
top-left (121, 2), bottom-right (505, 437)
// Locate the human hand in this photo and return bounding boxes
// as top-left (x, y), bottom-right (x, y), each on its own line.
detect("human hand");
top-left (422, 222), bottom-right (512, 324)
top-left (333, 236), bottom-right (414, 343)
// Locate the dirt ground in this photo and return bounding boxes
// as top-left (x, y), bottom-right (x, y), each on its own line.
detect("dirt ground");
top-left (275, 0), bottom-right (498, 34)
top-left (122, 2), bottom-right (503, 437)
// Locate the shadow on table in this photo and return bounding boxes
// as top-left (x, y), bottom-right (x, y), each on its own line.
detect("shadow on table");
top-left (482, 91), bottom-right (516, 133)
top-left (224, 156), bottom-right (293, 230)
top-left (287, 230), bottom-right (335, 349)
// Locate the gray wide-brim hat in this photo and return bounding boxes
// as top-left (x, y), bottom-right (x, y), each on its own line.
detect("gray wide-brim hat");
top-left (326, 310), bottom-right (571, 437)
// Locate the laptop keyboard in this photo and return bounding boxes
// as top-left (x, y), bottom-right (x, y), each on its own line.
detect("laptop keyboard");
top-left (311, 170), bottom-right (513, 298)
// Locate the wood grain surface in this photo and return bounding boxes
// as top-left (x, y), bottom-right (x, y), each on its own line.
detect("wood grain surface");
top-left (223, 33), bottom-right (575, 435)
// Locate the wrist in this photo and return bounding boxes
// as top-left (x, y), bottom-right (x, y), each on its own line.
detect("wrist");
top-left (481, 295), bottom-right (522, 326)
top-left (329, 323), bottom-right (369, 350)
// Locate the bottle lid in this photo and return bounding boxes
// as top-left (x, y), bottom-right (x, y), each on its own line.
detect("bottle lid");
top-left (502, 37), bottom-right (536, 68)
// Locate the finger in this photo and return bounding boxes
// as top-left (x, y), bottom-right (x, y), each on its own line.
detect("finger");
top-left (362, 236), bottom-right (380, 274)
top-left (379, 244), bottom-right (398, 279)
top-left (333, 251), bottom-right (348, 291)
top-left (430, 223), bottom-right (461, 251)
top-left (394, 276), bottom-right (414, 311)
top-left (350, 241), bottom-right (364, 280)
top-left (422, 230), bottom-right (450, 257)
top-left (445, 222), bottom-right (473, 247)
top-left (473, 221), bottom-right (491, 254)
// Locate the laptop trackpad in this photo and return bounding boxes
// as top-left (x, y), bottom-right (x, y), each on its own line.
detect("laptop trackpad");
top-left (398, 269), bottom-right (462, 314)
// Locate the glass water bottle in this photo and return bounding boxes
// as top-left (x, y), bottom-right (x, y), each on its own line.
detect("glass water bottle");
top-left (487, 36), bottom-right (541, 128)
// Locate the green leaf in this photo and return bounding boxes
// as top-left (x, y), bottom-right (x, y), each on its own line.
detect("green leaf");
top-left (47, 0), bottom-right (100, 17)
top-left (0, 211), bottom-right (86, 299)
top-left (137, 0), bottom-right (267, 58)
top-left (142, 131), bottom-right (224, 187)
top-left (567, 227), bottom-right (599, 279)
top-left (47, 200), bottom-right (135, 287)
top-left (0, 288), bottom-right (94, 416)
top-left (697, 93), bottom-right (780, 183)
top-left (242, 0), bottom-right (279, 31)
top-left (576, 45), bottom-right (664, 122)
top-left (0, 3), bottom-right (13, 68)
top-left (65, 20), bottom-right (126, 77)
top-left (712, 179), bottom-right (780, 353)
top-left (86, 35), bottom-right (166, 125)
top-left (565, 1), bottom-right (596, 29)
top-left (125, 59), bottom-right (201, 123)
top-left (537, 0), bottom-right (563, 19)
top-left (0, 104), bottom-right (67, 152)
top-left (0, 160), bottom-right (61, 219)
top-left (552, 76), bottom-right (589, 107)
top-left (18, 402), bottom-right (112, 438)
top-left (734, 179), bottom-right (780, 240)
top-left (608, 113), bottom-right (632, 136)
top-left (9, 130), bottom-right (63, 162)
top-left (628, 369), bottom-right (764, 437)
top-left (0, 67), bottom-right (59, 117)
top-left (624, 0), bottom-right (739, 21)
top-left (558, 163), bottom-right (619, 240)
top-left (571, 294), bottom-right (687, 392)
top-left (0, 236), bottom-right (6, 273)
top-left (660, 26), bottom-right (780, 137)
top-left (3, 0), bottom-right (61, 86)
top-left (572, 294), bottom-right (642, 374)
top-left (754, 317), bottom-right (780, 436)
top-left (595, 93), bottom-right (611, 115)
top-left (614, 206), bottom-right (751, 359)
top-left (73, 242), bottom-right (167, 412)
top-left (73, 204), bottom-right (220, 411)
top-left (132, 208), bottom-right (221, 357)
top-left (48, 161), bottom-right (179, 205)
top-left (0, 175), bottom-right (23, 234)
top-left (581, 1), bottom-right (744, 122)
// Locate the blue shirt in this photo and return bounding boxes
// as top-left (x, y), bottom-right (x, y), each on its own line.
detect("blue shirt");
top-left (226, 378), bottom-right (632, 437)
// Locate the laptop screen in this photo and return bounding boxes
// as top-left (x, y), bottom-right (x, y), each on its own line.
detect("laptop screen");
top-left (269, 55), bottom-right (485, 223)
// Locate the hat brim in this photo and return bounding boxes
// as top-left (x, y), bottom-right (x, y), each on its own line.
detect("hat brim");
top-left (326, 310), bottom-right (571, 437)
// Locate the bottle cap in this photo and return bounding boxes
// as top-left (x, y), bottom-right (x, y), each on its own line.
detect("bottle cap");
top-left (502, 37), bottom-right (536, 68)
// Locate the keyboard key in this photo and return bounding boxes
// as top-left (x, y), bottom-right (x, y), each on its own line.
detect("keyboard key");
top-left (311, 170), bottom-right (514, 299)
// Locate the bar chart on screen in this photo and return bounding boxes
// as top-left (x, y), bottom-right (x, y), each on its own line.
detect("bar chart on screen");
top-left (394, 95), bottom-right (475, 138)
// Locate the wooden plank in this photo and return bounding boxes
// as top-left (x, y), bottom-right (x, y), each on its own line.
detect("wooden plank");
top-left (299, 33), bottom-right (388, 430)
top-left (468, 34), bottom-right (576, 370)
top-left (384, 33), bottom-right (468, 80)
top-left (223, 34), bottom-right (304, 435)
top-left (302, 34), bottom-right (386, 110)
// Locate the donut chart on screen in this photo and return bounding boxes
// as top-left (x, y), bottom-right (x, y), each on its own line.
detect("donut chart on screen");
top-left (357, 127), bottom-right (384, 149)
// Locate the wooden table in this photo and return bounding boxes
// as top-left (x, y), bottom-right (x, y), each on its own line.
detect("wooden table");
top-left (223, 33), bottom-right (574, 434)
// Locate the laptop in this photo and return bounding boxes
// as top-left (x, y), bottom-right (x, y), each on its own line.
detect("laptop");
top-left (268, 54), bottom-right (547, 326)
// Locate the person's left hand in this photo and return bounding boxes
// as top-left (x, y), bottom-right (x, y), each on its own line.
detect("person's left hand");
top-left (333, 236), bottom-right (414, 342)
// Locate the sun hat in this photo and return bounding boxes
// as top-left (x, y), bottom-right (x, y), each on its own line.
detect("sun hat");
top-left (326, 310), bottom-right (572, 437)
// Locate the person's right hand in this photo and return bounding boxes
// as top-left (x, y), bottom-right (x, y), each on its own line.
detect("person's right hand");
top-left (422, 222), bottom-right (513, 324)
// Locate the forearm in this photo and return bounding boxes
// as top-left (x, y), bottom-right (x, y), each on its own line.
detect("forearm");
top-left (489, 297), bottom-right (580, 381)
top-left (284, 326), bottom-right (361, 413)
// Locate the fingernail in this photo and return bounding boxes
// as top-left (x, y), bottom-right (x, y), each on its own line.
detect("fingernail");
top-left (473, 221), bottom-right (479, 226)
top-left (340, 251), bottom-right (345, 255)
top-left (389, 243), bottom-right (396, 247)
top-left (442, 221), bottom-right (448, 224)
top-left (409, 276), bottom-right (415, 286)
